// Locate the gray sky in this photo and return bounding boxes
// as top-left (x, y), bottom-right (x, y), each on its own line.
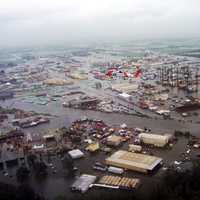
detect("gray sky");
top-left (0, 0), bottom-right (200, 47)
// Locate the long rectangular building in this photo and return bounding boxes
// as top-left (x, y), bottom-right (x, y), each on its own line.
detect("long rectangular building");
top-left (105, 150), bottom-right (162, 173)
top-left (139, 133), bottom-right (170, 147)
top-left (111, 83), bottom-right (138, 94)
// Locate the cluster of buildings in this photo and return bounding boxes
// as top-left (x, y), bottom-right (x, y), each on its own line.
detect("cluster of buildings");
top-left (56, 119), bottom-right (176, 193)
top-left (0, 117), bottom-right (175, 193)
top-left (1, 47), bottom-right (200, 197)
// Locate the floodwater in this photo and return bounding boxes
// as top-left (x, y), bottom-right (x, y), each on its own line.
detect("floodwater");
top-left (1, 99), bottom-right (200, 200)
top-left (1, 98), bottom-right (200, 135)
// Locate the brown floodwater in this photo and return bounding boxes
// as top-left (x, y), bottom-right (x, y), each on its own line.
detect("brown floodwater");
top-left (1, 99), bottom-right (200, 200)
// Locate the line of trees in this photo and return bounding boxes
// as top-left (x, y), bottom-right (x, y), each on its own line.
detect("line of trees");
top-left (2, 159), bottom-right (200, 200)
top-left (0, 182), bottom-right (45, 200)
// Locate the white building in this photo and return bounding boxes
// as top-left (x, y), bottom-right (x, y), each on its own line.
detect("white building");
top-left (139, 133), bottom-right (171, 147)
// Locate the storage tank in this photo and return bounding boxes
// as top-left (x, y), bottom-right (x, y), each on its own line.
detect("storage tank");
top-left (108, 166), bottom-right (124, 174)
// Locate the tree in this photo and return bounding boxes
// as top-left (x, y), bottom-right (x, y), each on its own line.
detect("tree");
top-left (27, 153), bottom-right (37, 167)
top-left (34, 161), bottom-right (48, 179)
top-left (0, 182), bottom-right (17, 200)
top-left (54, 195), bottom-right (67, 200)
top-left (16, 165), bottom-right (30, 184)
top-left (62, 155), bottom-right (74, 175)
top-left (16, 184), bottom-right (46, 200)
top-left (0, 182), bottom-right (45, 200)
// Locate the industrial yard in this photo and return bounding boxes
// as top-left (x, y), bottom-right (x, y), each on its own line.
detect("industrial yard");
top-left (1, 0), bottom-right (200, 199)
top-left (1, 41), bottom-right (200, 199)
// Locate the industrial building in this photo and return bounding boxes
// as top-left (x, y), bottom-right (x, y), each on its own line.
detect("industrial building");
top-left (139, 133), bottom-right (171, 147)
top-left (68, 149), bottom-right (84, 159)
top-left (44, 78), bottom-right (74, 86)
top-left (128, 144), bottom-right (142, 153)
top-left (117, 93), bottom-right (132, 102)
top-left (0, 143), bottom-right (24, 164)
top-left (107, 135), bottom-right (122, 147)
top-left (105, 150), bottom-right (162, 173)
top-left (111, 83), bottom-right (138, 94)
top-left (71, 174), bottom-right (96, 193)
top-left (86, 142), bottom-right (100, 152)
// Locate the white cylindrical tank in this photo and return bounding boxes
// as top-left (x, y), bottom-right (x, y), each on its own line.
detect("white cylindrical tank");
top-left (108, 166), bottom-right (124, 174)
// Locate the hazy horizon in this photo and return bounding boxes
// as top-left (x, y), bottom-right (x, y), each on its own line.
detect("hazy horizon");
top-left (0, 0), bottom-right (200, 47)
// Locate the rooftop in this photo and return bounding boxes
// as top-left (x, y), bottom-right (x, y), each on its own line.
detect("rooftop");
top-left (106, 150), bottom-right (162, 173)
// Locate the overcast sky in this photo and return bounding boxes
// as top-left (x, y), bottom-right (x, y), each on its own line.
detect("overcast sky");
top-left (0, 0), bottom-right (199, 47)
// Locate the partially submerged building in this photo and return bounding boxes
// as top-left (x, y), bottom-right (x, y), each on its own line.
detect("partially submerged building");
top-left (128, 144), bottom-right (142, 153)
top-left (139, 133), bottom-right (171, 147)
top-left (86, 142), bottom-right (100, 152)
top-left (105, 150), bottom-right (162, 173)
top-left (117, 93), bottom-right (132, 102)
top-left (12, 116), bottom-right (50, 128)
top-left (0, 143), bottom-right (24, 164)
top-left (69, 73), bottom-right (88, 80)
top-left (43, 134), bottom-right (57, 148)
top-left (66, 97), bottom-right (100, 108)
top-left (111, 83), bottom-right (138, 94)
top-left (107, 135), bottom-right (122, 147)
top-left (44, 78), bottom-right (74, 86)
top-left (68, 149), bottom-right (84, 159)
top-left (71, 174), bottom-right (97, 193)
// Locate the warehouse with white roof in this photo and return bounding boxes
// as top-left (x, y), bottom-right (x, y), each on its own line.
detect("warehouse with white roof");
top-left (105, 150), bottom-right (162, 174)
top-left (138, 133), bottom-right (171, 147)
